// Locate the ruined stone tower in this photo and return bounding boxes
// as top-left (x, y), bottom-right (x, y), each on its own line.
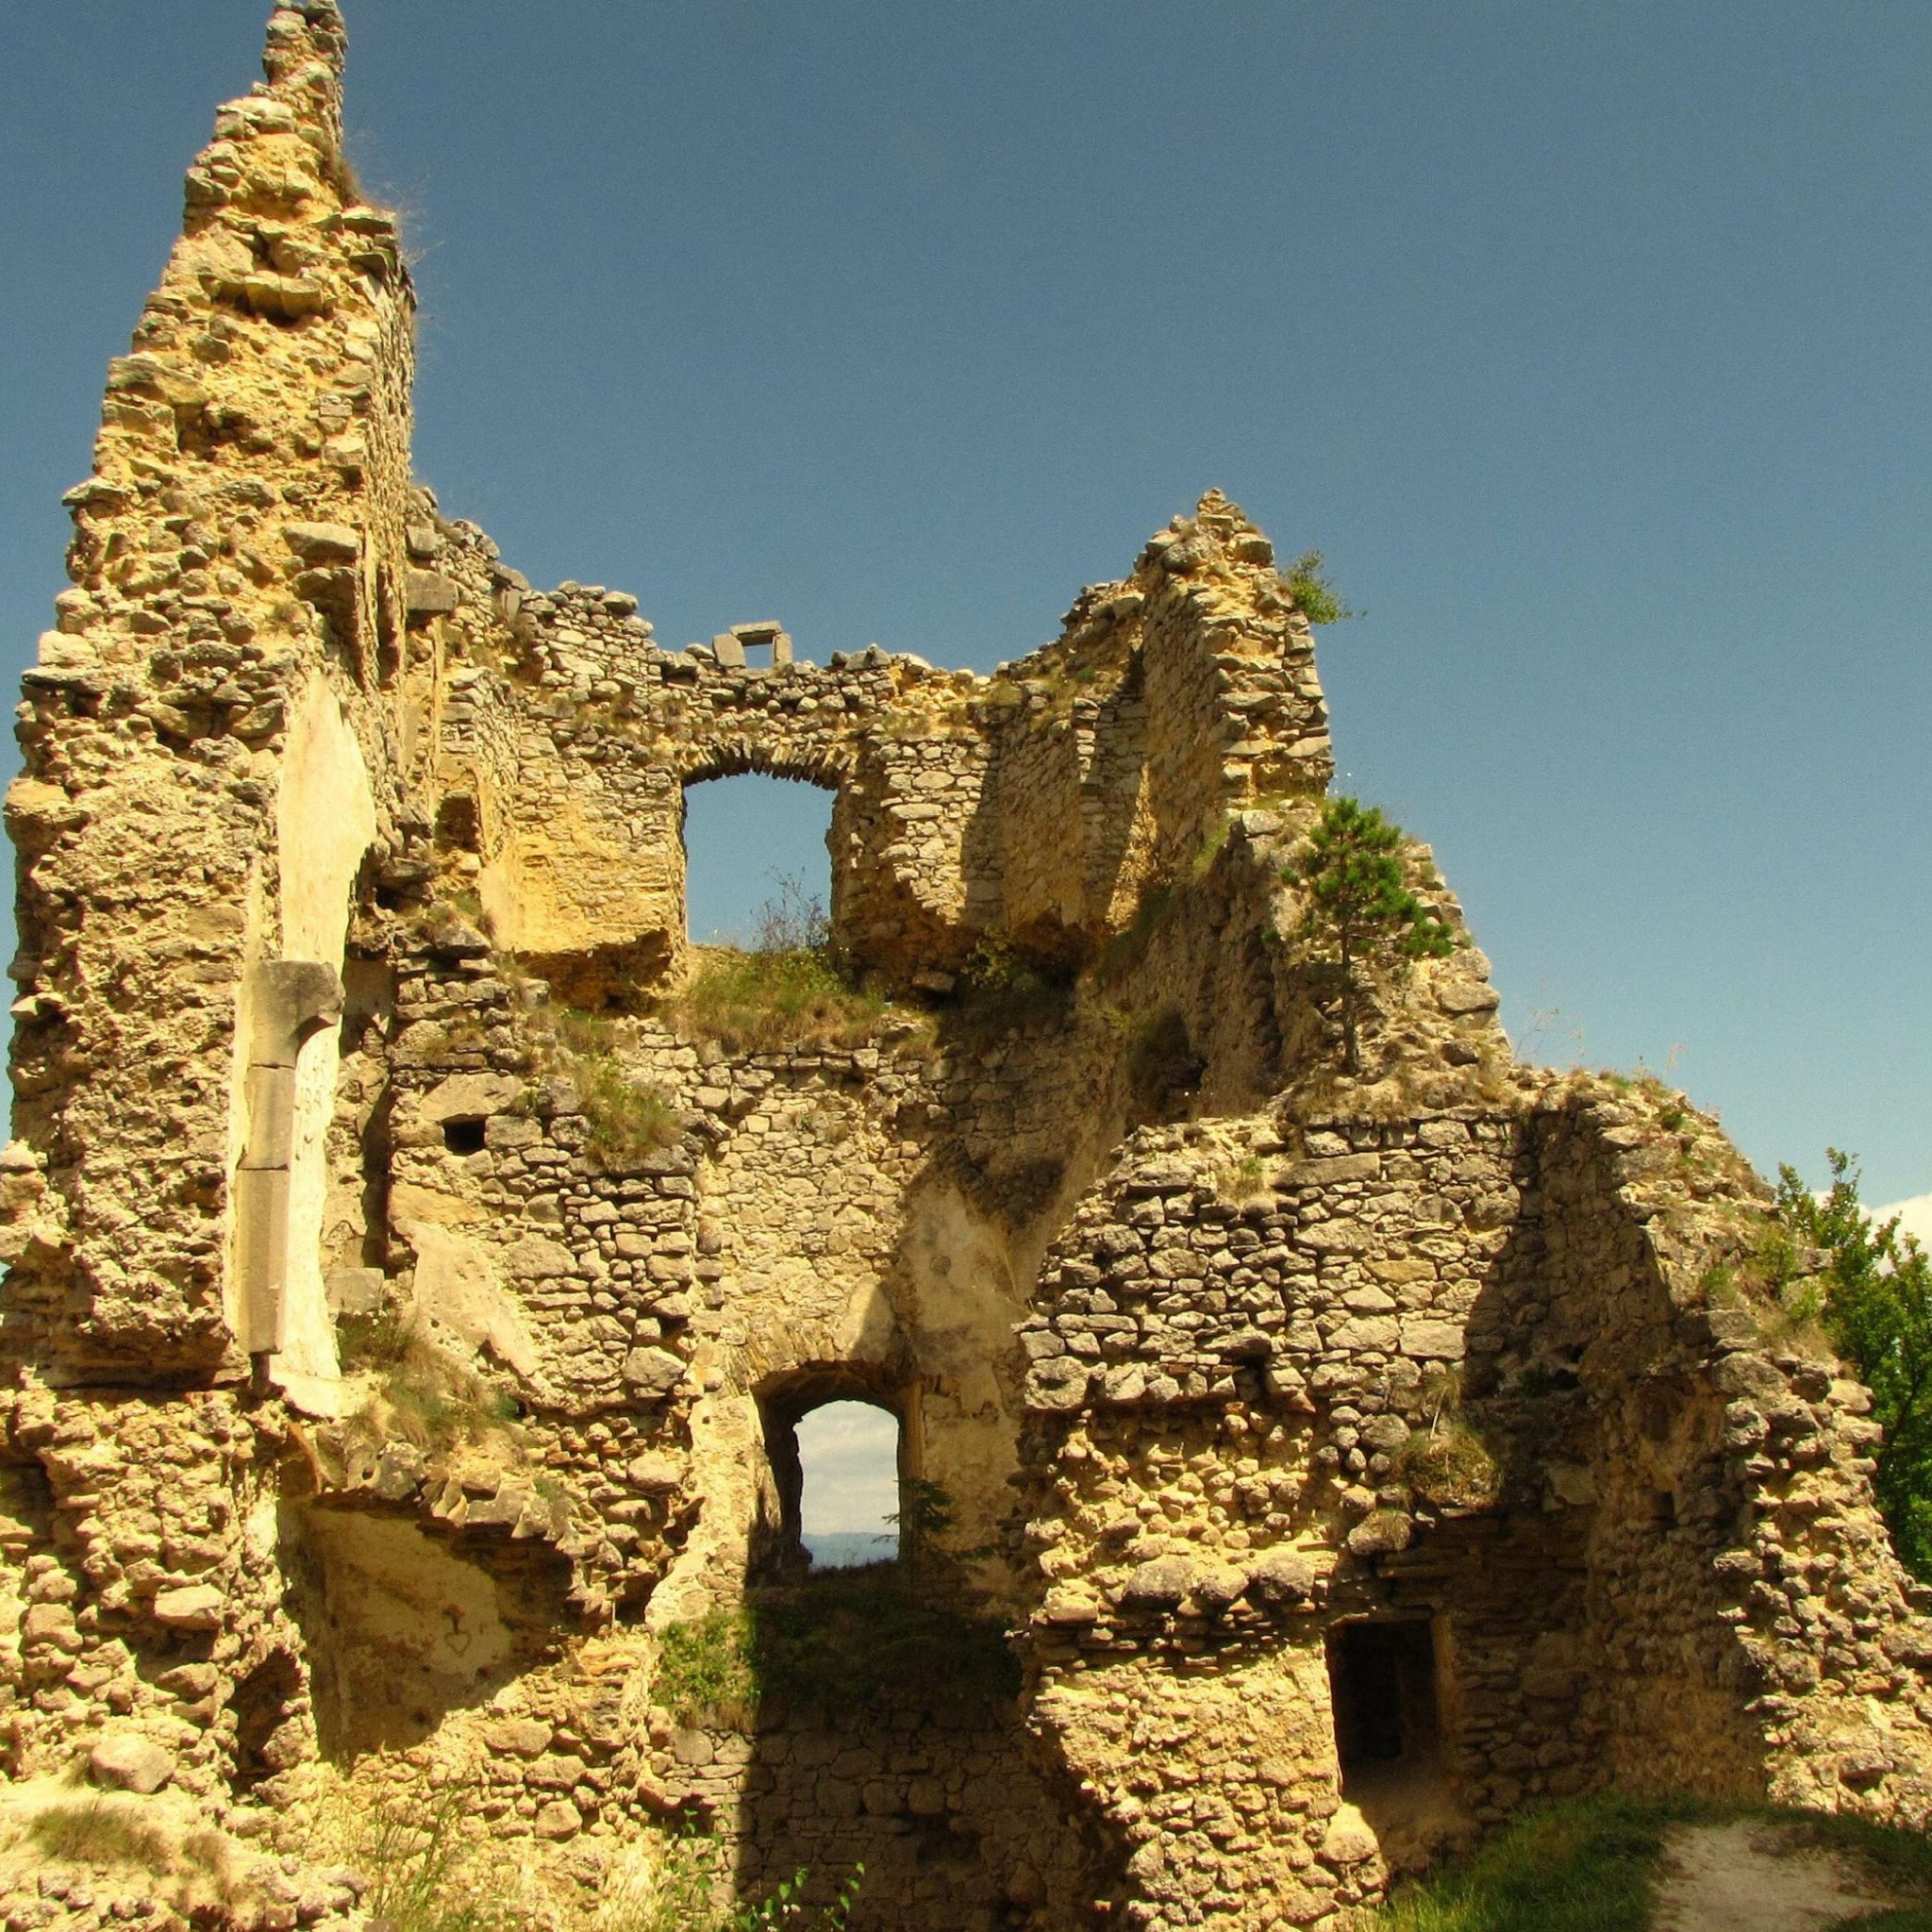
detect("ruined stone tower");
top-left (4, 7), bottom-right (1932, 1929)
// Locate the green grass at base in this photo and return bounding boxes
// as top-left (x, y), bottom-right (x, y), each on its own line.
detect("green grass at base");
top-left (1375, 1794), bottom-right (1703, 1932)
top-left (1374, 1795), bottom-right (1932, 1932)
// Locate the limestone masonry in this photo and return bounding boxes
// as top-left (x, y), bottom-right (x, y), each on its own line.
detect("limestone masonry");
top-left (4, 8), bottom-right (1932, 1930)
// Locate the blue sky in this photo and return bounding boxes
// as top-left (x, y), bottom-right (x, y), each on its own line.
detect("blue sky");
top-left (795, 1401), bottom-right (899, 1545)
top-left (3, 3), bottom-right (1928, 1207)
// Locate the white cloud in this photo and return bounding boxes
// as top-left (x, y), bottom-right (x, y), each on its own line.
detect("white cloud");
top-left (793, 1400), bottom-right (900, 1534)
top-left (1876, 1192), bottom-right (1932, 1253)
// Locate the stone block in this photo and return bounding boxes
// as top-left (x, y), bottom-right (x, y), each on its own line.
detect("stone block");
top-left (325, 1267), bottom-right (383, 1316)
top-left (1398, 1318), bottom-right (1464, 1360)
top-left (1247, 1549), bottom-right (1315, 1604)
top-left (90, 1733), bottom-right (176, 1794)
top-left (532, 1798), bottom-right (582, 1840)
top-left (1437, 979), bottom-right (1501, 1015)
top-left (622, 1347), bottom-right (686, 1399)
top-left (407, 570), bottom-right (461, 616)
top-left (1300, 1222), bottom-right (1374, 1257)
top-left (1024, 1357), bottom-right (1092, 1411)
top-left (1320, 1812), bottom-right (1379, 1864)
top-left (627, 1453), bottom-right (683, 1492)
top-left (1329, 1315), bottom-right (1400, 1351)
top-left (506, 1234), bottom-right (575, 1280)
top-left (1278, 1153), bottom-right (1380, 1187)
top-left (153, 1584), bottom-right (224, 1630)
top-left (1345, 1511), bottom-right (1412, 1558)
top-left (1120, 1556), bottom-right (1194, 1610)
top-left (281, 522), bottom-right (359, 564)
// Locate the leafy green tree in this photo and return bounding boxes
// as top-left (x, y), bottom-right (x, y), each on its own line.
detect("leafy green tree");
top-left (1775, 1152), bottom-right (1932, 1579)
top-left (1282, 797), bottom-right (1453, 1074)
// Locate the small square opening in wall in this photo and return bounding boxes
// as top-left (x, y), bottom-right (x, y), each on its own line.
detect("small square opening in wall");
top-left (1328, 1618), bottom-right (1442, 1780)
top-left (441, 1118), bottom-right (487, 1156)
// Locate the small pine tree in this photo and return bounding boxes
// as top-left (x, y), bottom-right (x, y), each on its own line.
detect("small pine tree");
top-left (1283, 797), bottom-right (1453, 1074)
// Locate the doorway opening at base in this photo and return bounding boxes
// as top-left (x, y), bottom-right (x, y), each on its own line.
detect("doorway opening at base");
top-left (1326, 1615), bottom-right (1461, 1874)
top-left (1328, 1617), bottom-right (1443, 1781)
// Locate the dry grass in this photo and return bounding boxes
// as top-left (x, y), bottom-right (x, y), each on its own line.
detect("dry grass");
top-left (341, 1322), bottom-right (521, 1458)
top-left (669, 945), bottom-right (892, 1056)
top-left (21, 1803), bottom-right (251, 1918)
top-left (27, 1801), bottom-right (170, 1872)
top-left (575, 1054), bottom-right (684, 1166)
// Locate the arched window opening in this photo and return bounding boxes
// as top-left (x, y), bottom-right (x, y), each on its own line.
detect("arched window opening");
top-left (756, 1374), bottom-right (906, 1578)
top-left (795, 1400), bottom-right (900, 1571)
top-left (682, 772), bottom-right (834, 949)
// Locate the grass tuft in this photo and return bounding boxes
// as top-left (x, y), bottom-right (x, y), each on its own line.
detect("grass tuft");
top-left (673, 945), bottom-right (890, 1056)
top-left (1375, 1793), bottom-right (1695, 1931)
top-left (1396, 1423), bottom-right (1502, 1510)
top-left (357, 1788), bottom-right (518, 1932)
top-left (575, 1053), bottom-right (685, 1166)
top-left (341, 1323), bottom-right (521, 1457)
top-left (658, 1609), bottom-right (760, 1730)
top-left (595, 1830), bottom-right (863, 1932)
top-left (27, 1801), bottom-right (171, 1872)
top-left (669, 878), bottom-right (904, 1056)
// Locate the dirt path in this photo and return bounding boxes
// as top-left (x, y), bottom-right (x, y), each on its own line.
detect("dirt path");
top-left (1651, 1820), bottom-right (1894, 1932)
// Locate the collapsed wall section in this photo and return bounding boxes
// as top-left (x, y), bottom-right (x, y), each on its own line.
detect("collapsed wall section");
top-left (1007, 1087), bottom-right (1932, 1927)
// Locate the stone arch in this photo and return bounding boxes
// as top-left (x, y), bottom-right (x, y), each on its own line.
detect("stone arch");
top-left (677, 743), bottom-right (854, 792)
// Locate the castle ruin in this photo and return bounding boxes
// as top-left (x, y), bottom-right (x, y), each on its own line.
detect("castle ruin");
top-left (4, 7), bottom-right (1932, 1928)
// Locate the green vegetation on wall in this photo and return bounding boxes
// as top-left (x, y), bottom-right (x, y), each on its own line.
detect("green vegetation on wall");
top-left (1281, 796), bottom-right (1453, 1073)
top-left (1284, 549), bottom-right (1359, 626)
top-left (656, 1566), bottom-right (1020, 1730)
top-left (1773, 1153), bottom-right (1932, 1580)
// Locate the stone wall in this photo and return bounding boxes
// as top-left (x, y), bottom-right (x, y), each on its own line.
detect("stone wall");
top-left (2, 8), bottom-right (1930, 1932)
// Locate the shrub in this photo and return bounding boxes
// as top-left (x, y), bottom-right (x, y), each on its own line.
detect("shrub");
top-left (1774, 1152), bottom-right (1932, 1579)
top-left (1285, 549), bottom-right (1358, 626)
top-left (576, 1054), bottom-right (684, 1166)
top-left (1281, 798), bottom-right (1453, 1073)
top-left (658, 1609), bottom-right (759, 1730)
top-left (950, 936), bottom-right (1071, 1039)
